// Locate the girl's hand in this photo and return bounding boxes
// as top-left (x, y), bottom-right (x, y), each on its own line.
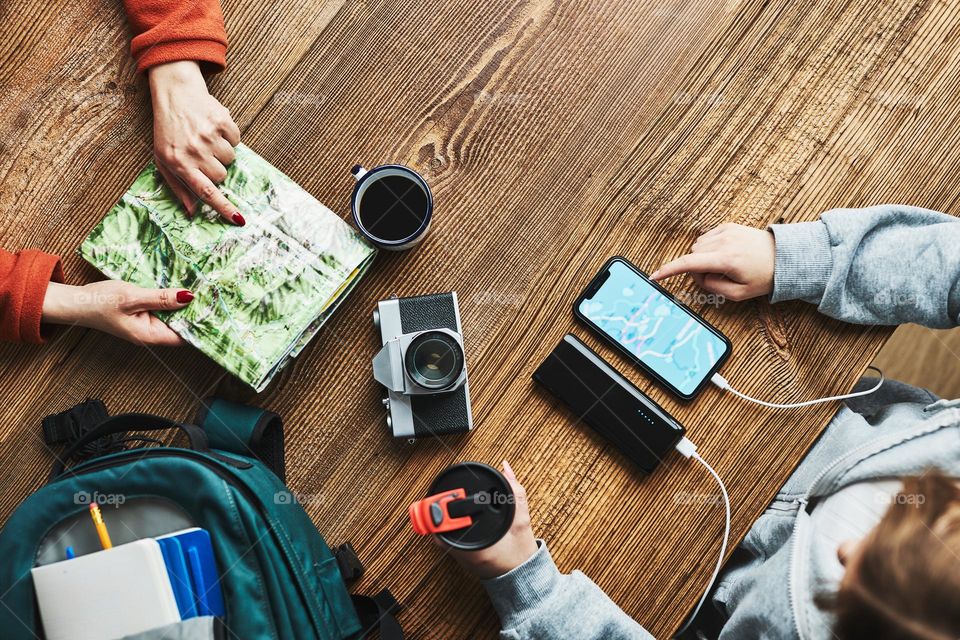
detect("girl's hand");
top-left (440, 461), bottom-right (539, 580)
top-left (42, 281), bottom-right (193, 346)
top-left (149, 60), bottom-right (244, 225)
top-left (651, 223), bottom-right (776, 301)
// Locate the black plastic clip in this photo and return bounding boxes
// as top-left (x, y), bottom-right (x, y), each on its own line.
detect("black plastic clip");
top-left (334, 542), bottom-right (365, 583)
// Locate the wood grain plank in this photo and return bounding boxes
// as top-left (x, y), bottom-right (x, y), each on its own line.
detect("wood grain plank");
top-left (4, 0), bottom-right (960, 638)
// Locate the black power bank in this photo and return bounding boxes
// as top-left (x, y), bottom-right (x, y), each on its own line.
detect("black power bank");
top-left (532, 334), bottom-right (685, 474)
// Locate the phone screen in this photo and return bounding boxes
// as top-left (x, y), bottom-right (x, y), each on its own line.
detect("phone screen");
top-left (577, 259), bottom-right (729, 397)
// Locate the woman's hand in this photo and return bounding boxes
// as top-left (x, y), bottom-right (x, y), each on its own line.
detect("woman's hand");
top-left (41, 281), bottom-right (193, 346)
top-left (441, 461), bottom-right (539, 580)
top-left (651, 223), bottom-right (776, 301)
top-left (149, 60), bottom-right (244, 225)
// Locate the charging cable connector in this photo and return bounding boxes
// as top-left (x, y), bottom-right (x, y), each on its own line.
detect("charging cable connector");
top-left (674, 436), bottom-right (698, 459)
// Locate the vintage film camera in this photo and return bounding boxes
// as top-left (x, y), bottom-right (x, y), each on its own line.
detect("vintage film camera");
top-left (372, 293), bottom-right (474, 438)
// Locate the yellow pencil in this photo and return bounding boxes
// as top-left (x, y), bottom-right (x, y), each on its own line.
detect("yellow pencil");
top-left (88, 503), bottom-right (113, 550)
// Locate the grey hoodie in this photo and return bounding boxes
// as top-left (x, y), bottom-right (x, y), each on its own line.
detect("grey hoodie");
top-left (481, 205), bottom-right (960, 639)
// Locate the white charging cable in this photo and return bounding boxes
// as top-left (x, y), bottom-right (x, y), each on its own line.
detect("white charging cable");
top-left (710, 365), bottom-right (884, 409)
top-left (673, 437), bottom-right (729, 639)
top-left (667, 369), bottom-right (884, 635)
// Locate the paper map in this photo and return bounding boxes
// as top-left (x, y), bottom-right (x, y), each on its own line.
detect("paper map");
top-left (80, 144), bottom-right (376, 391)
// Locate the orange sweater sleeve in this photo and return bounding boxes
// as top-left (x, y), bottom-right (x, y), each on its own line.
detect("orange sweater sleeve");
top-left (0, 249), bottom-right (64, 344)
top-left (123, 0), bottom-right (228, 74)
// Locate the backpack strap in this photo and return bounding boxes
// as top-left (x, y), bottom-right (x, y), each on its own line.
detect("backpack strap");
top-left (336, 544), bottom-right (403, 638)
top-left (41, 398), bottom-right (110, 446)
top-left (194, 398), bottom-right (285, 482)
top-left (352, 589), bottom-right (403, 640)
top-left (49, 413), bottom-right (212, 480)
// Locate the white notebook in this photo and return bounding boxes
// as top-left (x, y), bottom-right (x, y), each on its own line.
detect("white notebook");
top-left (31, 539), bottom-right (180, 640)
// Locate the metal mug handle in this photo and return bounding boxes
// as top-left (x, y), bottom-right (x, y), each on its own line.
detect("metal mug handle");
top-left (351, 164), bottom-right (368, 180)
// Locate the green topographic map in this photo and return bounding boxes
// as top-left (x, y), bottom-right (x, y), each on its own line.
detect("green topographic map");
top-left (80, 144), bottom-right (376, 391)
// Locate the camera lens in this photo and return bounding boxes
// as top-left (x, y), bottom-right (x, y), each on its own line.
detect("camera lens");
top-left (404, 331), bottom-right (464, 390)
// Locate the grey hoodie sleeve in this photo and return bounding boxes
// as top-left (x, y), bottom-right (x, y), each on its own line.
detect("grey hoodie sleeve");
top-left (481, 541), bottom-right (653, 640)
top-left (769, 205), bottom-right (960, 327)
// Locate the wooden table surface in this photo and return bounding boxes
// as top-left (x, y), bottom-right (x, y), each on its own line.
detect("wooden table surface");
top-left (4, 0), bottom-right (960, 637)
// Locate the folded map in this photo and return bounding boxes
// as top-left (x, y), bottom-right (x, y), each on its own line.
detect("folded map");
top-left (80, 144), bottom-right (376, 391)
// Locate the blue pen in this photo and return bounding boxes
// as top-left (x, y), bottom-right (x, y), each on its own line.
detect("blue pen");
top-left (65, 546), bottom-right (75, 560)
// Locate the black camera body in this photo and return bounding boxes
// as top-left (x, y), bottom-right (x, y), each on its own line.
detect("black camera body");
top-left (372, 292), bottom-right (474, 438)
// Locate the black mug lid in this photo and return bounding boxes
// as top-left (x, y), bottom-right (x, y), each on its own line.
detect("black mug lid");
top-left (428, 462), bottom-right (515, 551)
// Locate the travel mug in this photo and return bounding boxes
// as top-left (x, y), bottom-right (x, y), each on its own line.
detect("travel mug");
top-left (408, 462), bottom-right (515, 550)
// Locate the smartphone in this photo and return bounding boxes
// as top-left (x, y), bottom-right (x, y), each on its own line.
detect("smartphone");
top-left (573, 256), bottom-right (731, 400)
top-left (533, 334), bottom-right (685, 474)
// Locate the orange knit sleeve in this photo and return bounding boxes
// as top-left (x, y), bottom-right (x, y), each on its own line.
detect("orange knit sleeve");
top-left (0, 249), bottom-right (64, 344)
top-left (122, 0), bottom-right (228, 74)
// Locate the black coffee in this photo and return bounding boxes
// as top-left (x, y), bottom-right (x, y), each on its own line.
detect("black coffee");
top-left (358, 175), bottom-right (428, 241)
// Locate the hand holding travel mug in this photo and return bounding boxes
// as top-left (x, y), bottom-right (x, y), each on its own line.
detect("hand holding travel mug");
top-left (409, 461), bottom-right (538, 579)
top-left (351, 164), bottom-right (433, 250)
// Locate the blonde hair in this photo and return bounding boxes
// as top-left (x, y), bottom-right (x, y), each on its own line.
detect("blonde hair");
top-left (826, 470), bottom-right (960, 639)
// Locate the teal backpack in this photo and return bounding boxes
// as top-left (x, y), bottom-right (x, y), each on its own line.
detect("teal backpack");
top-left (0, 398), bottom-right (402, 640)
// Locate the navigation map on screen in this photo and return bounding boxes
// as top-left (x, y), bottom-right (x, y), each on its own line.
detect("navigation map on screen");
top-left (578, 261), bottom-right (726, 395)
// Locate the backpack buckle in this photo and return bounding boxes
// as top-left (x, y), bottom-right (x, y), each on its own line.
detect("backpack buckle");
top-left (334, 542), bottom-right (365, 583)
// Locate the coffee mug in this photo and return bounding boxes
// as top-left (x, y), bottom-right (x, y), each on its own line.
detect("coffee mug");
top-left (350, 164), bottom-right (433, 250)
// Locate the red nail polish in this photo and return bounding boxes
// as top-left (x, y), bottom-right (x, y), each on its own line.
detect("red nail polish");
top-left (176, 290), bottom-right (194, 303)
top-left (232, 213), bottom-right (245, 226)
